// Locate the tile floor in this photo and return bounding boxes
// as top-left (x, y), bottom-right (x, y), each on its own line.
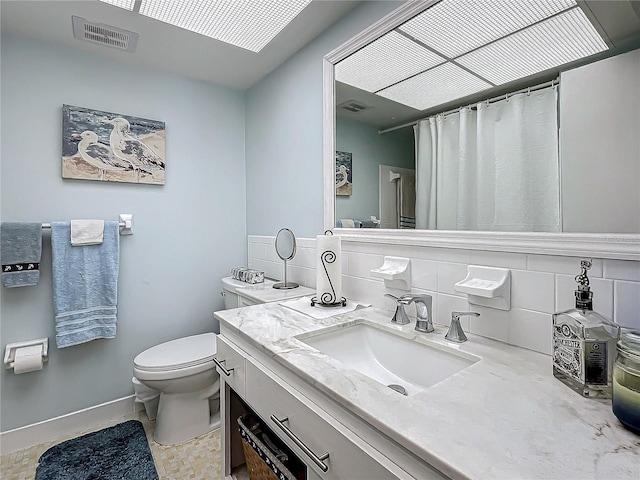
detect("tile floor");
top-left (0, 411), bottom-right (222, 480)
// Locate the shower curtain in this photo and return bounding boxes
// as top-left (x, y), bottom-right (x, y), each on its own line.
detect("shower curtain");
top-left (414, 87), bottom-right (560, 232)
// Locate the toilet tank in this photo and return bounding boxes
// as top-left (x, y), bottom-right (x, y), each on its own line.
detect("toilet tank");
top-left (221, 277), bottom-right (240, 309)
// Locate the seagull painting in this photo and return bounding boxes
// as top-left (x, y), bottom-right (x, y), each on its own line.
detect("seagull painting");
top-left (104, 117), bottom-right (165, 181)
top-left (335, 150), bottom-right (353, 196)
top-left (335, 164), bottom-right (349, 188)
top-left (77, 131), bottom-right (131, 180)
top-left (62, 104), bottom-right (165, 185)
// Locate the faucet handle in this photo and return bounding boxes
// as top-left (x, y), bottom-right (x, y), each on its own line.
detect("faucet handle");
top-left (384, 294), bottom-right (411, 325)
top-left (445, 311), bottom-right (480, 343)
top-left (384, 293), bottom-right (410, 305)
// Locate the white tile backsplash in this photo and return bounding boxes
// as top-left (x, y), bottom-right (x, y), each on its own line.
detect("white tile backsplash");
top-left (347, 252), bottom-right (385, 280)
top-left (342, 275), bottom-right (387, 309)
top-left (469, 307), bottom-right (510, 343)
top-left (289, 246), bottom-right (314, 268)
top-left (604, 259), bottom-right (640, 282)
top-left (248, 235), bottom-right (640, 356)
top-left (614, 281), bottom-right (640, 329)
top-left (411, 259), bottom-right (438, 291)
top-left (508, 309), bottom-right (553, 355)
top-left (437, 262), bottom-right (468, 295)
top-left (511, 269), bottom-right (555, 313)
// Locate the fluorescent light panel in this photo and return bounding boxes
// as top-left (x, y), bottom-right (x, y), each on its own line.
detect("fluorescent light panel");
top-left (98, 0), bottom-right (135, 10)
top-left (457, 8), bottom-right (608, 85)
top-left (137, 0), bottom-right (311, 52)
top-left (399, 0), bottom-right (576, 58)
top-left (377, 63), bottom-right (492, 111)
top-left (335, 31), bottom-right (445, 93)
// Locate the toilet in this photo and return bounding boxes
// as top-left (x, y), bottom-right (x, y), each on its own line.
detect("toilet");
top-left (133, 332), bottom-right (220, 445)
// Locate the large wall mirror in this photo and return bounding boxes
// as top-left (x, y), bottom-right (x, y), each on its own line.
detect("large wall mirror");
top-left (323, 0), bottom-right (640, 259)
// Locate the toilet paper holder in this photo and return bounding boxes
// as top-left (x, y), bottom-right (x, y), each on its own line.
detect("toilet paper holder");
top-left (4, 338), bottom-right (48, 370)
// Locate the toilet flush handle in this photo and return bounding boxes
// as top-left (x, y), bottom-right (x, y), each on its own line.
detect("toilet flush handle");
top-left (213, 357), bottom-right (234, 376)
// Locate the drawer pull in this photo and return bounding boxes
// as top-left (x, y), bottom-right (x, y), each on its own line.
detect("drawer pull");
top-left (213, 357), bottom-right (234, 376)
top-left (270, 415), bottom-right (330, 472)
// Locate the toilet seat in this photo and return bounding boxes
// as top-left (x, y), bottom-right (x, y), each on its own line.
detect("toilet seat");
top-left (134, 333), bottom-right (217, 378)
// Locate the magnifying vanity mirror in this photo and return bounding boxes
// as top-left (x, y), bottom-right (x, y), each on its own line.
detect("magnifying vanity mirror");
top-left (323, 0), bottom-right (640, 260)
top-left (273, 228), bottom-right (299, 290)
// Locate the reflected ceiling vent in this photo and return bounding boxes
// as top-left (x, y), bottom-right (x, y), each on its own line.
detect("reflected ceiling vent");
top-left (72, 16), bottom-right (138, 53)
top-left (338, 100), bottom-right (371, 113)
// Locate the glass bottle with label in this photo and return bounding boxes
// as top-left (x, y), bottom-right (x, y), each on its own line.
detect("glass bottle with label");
top-left (552, 259), bottom-right (620, 398)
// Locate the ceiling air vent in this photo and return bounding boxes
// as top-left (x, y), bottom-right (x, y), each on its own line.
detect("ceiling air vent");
top-left (72, 16), bottom-right (138, 53)
top-left (338, 100), bottom-right (371, 113)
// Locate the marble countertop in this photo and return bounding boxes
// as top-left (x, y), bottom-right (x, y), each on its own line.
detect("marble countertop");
top-left (214, 303), bottom-right (640, 480)
top-left (227, 277), bottom-right (315, 304)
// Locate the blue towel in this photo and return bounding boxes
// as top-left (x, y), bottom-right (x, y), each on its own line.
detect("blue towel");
top-left (1, 222), bottom-right (43, 287)
top-left (51, 221), bottom-right (119, 348)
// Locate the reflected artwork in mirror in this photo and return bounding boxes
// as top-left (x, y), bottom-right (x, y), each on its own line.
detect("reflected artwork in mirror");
top-left (328, 0), bottom-right (640, 235)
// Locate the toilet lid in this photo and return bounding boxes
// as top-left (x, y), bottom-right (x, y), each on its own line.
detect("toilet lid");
top-left (134, 333), bottom-right (217, 372)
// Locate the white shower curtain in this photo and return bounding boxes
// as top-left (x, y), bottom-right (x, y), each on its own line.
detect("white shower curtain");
top-left (414, 87), bottom-right (560, 232)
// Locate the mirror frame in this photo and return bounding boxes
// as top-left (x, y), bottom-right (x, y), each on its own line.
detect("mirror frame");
top-left (323, 0), bottom-right (640, 261)
top-left (275, 227), bottom-right (297, 261)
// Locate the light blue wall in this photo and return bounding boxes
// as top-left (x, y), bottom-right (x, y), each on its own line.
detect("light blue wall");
top-left (0, 36), bottom-right (247, 431)
top-left (335, 117), bottom-right (414, 222)
top-left (245, 1), bottom-right (403, 237)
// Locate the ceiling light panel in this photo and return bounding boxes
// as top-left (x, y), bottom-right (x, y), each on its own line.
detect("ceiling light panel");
top-left (377, 63), bottom-right (492, 111)
top-left (98, 0), bottom-right (135, 11)
top-left (139, 0), bottom-right (311, 52)
top-left (456, 8), bottom-right (608, 85)
top-left (398, 0), bottom-right (576, 58)
top-left (335, 31), bottom-right (445, 93)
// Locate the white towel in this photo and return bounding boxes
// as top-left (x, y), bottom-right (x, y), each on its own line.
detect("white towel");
top-left (280, 296), bottom-right (369, 319)
top-left (70, 220), bottom-right (104, 246)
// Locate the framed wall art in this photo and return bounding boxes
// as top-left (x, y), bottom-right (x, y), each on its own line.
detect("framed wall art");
top-left (62, 104), bottom-right (165, 185)
top-left (335, 150), bottom-right (352, 196)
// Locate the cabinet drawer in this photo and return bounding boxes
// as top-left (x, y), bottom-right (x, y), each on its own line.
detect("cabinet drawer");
top-left (215, 336), bottom-right (246, 397)
top-left (245, 359), bottom-right (408, 479)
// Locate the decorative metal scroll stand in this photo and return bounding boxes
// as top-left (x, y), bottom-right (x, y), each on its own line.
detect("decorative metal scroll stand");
top-left (311, 238), bottom-right (346, 308)
top-left (310, 296), bottom-right (346, 308)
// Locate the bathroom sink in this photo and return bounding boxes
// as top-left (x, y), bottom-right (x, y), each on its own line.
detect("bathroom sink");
top-left (298, 323), bottom-right (479, 395)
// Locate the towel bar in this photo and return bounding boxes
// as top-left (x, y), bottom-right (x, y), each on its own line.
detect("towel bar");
top-left (40, 214), bottom-right (134, 235)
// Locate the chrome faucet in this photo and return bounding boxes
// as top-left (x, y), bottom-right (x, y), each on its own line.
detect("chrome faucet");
top-left (384, 294), bottom-right (410, 325)
top-left (401, 294), bottom-right (433, 333)
top-left (445, 311), bottom-right (480, 343)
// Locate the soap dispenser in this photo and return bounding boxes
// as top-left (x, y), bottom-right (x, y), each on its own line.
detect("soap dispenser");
top-left (552, 259), bottom-right (620, 398)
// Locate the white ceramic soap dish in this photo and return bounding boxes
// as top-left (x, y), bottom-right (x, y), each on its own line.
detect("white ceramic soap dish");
top-left (455, 265), bottom-right (511, 311)
top-left (370, 256), bottom-right (411, 291)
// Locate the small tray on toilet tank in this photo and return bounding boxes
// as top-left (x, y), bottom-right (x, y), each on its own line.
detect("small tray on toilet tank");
top-left (231, 267), bottom-right (264, 284)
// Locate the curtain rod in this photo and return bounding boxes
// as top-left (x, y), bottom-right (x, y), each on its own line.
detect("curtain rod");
top-left (378, 77), bottom-right (559, 135)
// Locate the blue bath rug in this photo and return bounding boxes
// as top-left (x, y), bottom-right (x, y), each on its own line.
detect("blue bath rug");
top-left (35, 419), bottom-right (159, 480)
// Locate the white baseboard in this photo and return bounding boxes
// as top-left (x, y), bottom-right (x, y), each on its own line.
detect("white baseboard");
top-left (0, 395), bottom-right (137, 454)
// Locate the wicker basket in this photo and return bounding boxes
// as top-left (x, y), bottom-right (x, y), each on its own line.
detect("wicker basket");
top-left (238, 415), bottom-right (297, 480)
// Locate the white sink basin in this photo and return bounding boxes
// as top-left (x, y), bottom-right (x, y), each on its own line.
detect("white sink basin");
top-left (298, 323), bottom-right (480, 396)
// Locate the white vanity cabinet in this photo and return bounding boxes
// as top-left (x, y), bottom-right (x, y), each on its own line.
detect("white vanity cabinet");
top-left (244, 359), bottom-right (407, 480)
top-left (218, 331), bottom-right (448, 480)
top-left (215, 336), bottom-right (247, 398)
top-left (216, 335), bottom-right (433, 480)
